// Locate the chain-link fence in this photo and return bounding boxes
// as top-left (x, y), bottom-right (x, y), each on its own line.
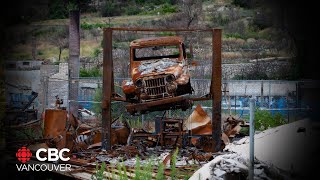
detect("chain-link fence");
top-left (41, 75), bottom-right (310, 125)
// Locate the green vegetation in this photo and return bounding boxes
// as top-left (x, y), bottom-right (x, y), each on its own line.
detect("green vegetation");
top-left (92, 48), bottom-right (101, 58)
top-left (134, 156), bottom-right (142, 180)
top-left (171, 147), bottom-right (179, 179)
top-left (254, 109), bottom-right (286, 131)
top-left (127, 116), bottom-right (144, 129)
top-left (244, 108), bottom-right (286, 131)
top-left (140, 3), bottom-right (178, 15)
top-left (7, 0), bottom-right (296, 80)
top-left (80, 67), bottom-right (102, 77)
top-left (155, 161), bottom-right (165, 180)
top-left (92, 87), bottom-right (102, 115)
top-left (100, 0), bottom-right (177, 17)
top-left (89, 148), bottom-right (194, 179)
top-left (81, 22), bottom-right (113, 30)
top-left (91, 161), bottom-right (107, 180)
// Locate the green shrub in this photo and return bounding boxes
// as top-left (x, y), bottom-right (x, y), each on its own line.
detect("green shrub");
top-left (48, 0), bottom-right (68, 19)
top-left (80, 67), bottom-right (102, 77)
top-left (155, 161), bottom-right (165, 180)
top-left (81, 23), bottom-right (112, 30)
top-left (224, 33), bottom-right (245, 39)
top-left (171, 147), bottom-right (179, 179)
top-left (91, 162), bottom-right (106, 180)
top-left (101, 0), bottom-right (118, 17)
top-left (254, 108), bottom-right (286, 131)
top-left (54, 61), bottom-right (61, 65)
top-left (93, 87), bottom-right (102, 115)
top-left (125, 6), bottom-right (140, 15)
top-left (161, 3), bottom-right (177, 13)
top-left (92, 48), bottom-right (101, 58)
top-left (134, 156), bottom-right (142, 180)
top-left (37, 50), bottom-right (44, 55)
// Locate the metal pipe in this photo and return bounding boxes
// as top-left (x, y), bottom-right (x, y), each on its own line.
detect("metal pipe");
top-left (249, 98), bottom-right (255, 180)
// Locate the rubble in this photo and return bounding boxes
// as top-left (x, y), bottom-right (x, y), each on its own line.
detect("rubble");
top-left (189, 119), bottom-right (313, 180)
top-left (189, 153), bottom-right (272, 180)
top-left (224, 119), bottom-right (312, 177)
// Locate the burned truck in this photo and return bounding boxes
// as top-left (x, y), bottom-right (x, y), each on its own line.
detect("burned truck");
top-left (122, 36), bottom-right (194, 115)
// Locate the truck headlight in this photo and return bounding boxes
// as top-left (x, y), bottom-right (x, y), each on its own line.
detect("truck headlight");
top-left (135, 78), bottom-right (143, 88)
top-left (166, 74), bottom-right (175, 83)
top-left (166, 82), bottom-right (177, 94)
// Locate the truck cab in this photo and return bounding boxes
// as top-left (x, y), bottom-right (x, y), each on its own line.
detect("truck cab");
top-left (122, 36), bottom-right (193, 114)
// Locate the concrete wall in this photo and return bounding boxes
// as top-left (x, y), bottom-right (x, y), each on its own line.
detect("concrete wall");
top-left (47, 63), bottom-right (69, 109)
top-left (193, 60), bottom-right (291, 79)
top-left (5, 70), bottom-right (41, 111)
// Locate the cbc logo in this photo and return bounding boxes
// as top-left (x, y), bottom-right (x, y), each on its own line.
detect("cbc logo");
top-left (16, 147), bottom-right (70, 163)
top-left (36, 148), bottom-right (70, 161)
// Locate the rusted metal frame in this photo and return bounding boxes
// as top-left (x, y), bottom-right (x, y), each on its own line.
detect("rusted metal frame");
top-left (211, 29), bottom-right (222, 152)
top-left (101, 28), bottom-right (113, 150)
top-left (111, 27), bottom-right (212, 32)
top-left (190, 97), bottom-right (211, 101)
top-left (126, 96), bottom-right (186, 112)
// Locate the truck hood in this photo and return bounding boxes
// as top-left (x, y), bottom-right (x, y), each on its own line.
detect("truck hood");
top-left (132, 59), bottom-right (184, 81)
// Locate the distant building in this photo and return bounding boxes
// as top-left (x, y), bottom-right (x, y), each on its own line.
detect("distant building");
top-left (5, 60), bottom-right (43, 70)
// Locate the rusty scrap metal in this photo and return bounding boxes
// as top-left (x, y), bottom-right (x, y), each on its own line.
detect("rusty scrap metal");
top-left (223, 116), bottom-right (245, 138)
top-left (43, 109), bottom-right (67, 149)
top-left (185, 104), bottom-right (211, 130)
top-left (185, 104), bottom-right (243, 152)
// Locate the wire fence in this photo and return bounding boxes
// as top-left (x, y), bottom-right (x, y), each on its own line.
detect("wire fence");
top-left (41, 77), bottom-right (311, 124)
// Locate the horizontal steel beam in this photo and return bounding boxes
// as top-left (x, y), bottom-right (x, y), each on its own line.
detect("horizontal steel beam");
top-left (106, 27), bottom-right (213, 32)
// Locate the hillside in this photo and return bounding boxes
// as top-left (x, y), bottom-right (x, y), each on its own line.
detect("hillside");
top-left (4, 0), bottom-right (296, 79)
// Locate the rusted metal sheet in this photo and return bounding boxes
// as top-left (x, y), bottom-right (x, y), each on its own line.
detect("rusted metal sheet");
top-left (102, 28), bottom-right (113, 150)
top-left (211, 28), bottom-right (222, 152)
top-left (185, 104), bottom-right (211, 130)
top-left (43, 109), bottom-right (67, 149)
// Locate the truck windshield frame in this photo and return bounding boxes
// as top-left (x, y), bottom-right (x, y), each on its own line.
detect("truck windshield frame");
top-left (133, 45), bottom-right (181, 61)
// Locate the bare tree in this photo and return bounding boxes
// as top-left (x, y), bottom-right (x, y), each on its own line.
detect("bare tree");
top-left (158, 0), bottom-right (202, 29)
top-left (181, 0), bottom-right (202, 28)
top-left (48, 26), bottom-right (68, 61)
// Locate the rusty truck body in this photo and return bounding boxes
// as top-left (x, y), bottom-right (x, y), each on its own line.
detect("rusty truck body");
top-left (122, 36), bottom-right (193, 114)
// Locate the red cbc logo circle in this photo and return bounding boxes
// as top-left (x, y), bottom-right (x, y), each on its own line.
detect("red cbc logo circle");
top-left (16, 147), bottom-right (32, 163)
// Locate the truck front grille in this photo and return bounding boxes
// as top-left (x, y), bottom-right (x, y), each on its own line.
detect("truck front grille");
top-left (144, 77), bottom-right (167, 96)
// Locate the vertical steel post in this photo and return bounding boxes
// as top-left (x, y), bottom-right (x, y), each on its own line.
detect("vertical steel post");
top-left (101, 28), bottom-right (113, 150)
top-left (69, 10), bottom-right (80, 119)
top-left (249, 98), bottom-right (255, 180)
top-left (211, 29), bottom-right (222, 152)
